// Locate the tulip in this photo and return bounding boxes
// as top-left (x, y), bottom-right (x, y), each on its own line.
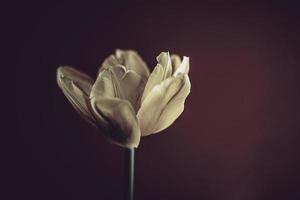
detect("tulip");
top-left (57, 49), bottom-right (191, 149)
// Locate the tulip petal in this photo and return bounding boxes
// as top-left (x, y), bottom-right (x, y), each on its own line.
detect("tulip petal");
top-left (140, 52), bottom-right (173, 102)
top-left (171, 54), bottom-right (181, 73)
top-left (91, 65), bottom-right (125, 99)
top-left (98, 49), bottom-right (150, 81)
top-left (90, 97), bottom-right (141, 148)
top-left (140, 64), bottom-right (164, 103)
top-left (99, 49), bottom-right (149, 80)
top-left (156, 51), bottom-right (173, 79)
top-left (153, 74), bottom-right (191, 133)
top-left (92, 65), bottom-right (145, 111)
top-left (57, 66), bottom-right (96, 125)
top-left (120, 70), bottom-right (145, 111)
top-left (102, 55), bottom-right (119, 69)
top-left (137, 74), bottom-right (191, 136)
top-left (115, 49), bottom-right (150, 79)
top-left (174, 56), bottom-right (190, 76)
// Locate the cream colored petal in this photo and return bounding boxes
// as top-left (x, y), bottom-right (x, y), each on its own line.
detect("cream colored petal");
top-left (98, 55), bottom-right (121, 75)
top-left (92, 65), bottom-right (145, 110)
top-left (171, 54), bottom-right (181, 73)
top-left (140, 64), bottom-right (164, 103)
top-left (115, 49), bottom-right (150, 80)
top-left (110, 64), bottom-right (127, 79)
top-left (90, 97), bottom-right (141, 148)
top-left (57, 66), bottom-right (96, 126)
top-left (102, 55), bottom-right (119, 69)
top-left (137, 74), bottom-right (191, 136)
top-left (152, 74), bottom-right (191, 133)
top-left (156, 51), bottom-right (172, 79)
top-left (140, 52), bottom-right (173, 102)
top-left (120, 70), bottom-right (145, 111)
top-left (174, 56), bottom-right (190, 76)
top-left (91, 66), bottom-right (125, 99)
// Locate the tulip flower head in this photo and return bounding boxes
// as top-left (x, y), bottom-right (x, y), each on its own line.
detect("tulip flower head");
top-left (57, 50), bottom-right (191, 148)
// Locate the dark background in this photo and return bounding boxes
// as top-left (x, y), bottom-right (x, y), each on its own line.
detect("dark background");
top-left (7, 1), bottom-right (300, 200)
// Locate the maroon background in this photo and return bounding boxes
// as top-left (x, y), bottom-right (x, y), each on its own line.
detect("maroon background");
top-left (9, 1), bottom-right (300, 200)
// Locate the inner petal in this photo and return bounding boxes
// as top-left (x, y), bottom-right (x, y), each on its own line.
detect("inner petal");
top-left (91, 65), bottom-right (145, 112)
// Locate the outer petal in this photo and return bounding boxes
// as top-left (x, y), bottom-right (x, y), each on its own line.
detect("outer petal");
top-left (90, 97), bottom-right (141, 148)
top-left (140, 64), bottom-right (164, 103)
top-left (57, 66), bottom-right (96, 125)
top-left (140, 52), bottom-right (173, 102)
top-left (137, 74), bottom-right (191, 136)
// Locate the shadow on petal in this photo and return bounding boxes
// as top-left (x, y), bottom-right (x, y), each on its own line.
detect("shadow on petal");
top-left (91, 97), bottom-right (141, 148)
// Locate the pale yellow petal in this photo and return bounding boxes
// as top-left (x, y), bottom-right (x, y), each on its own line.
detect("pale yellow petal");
top-left (115, 49), bottom-right (150, 80)
top-left (57, 66), bottom-right (96, 126)
top-left (171, 54), bottom-right (181, 73)
top-left (174, 56), bottom-right (189, 76)
top-left (91, 66), bottom-right (125, 99)
top-left (120, 70), bottom-right (145, 111)
top-left (156, 51), bottom-right (172, 79)
top-left (102, 55), bottom-right (119, 69)
top-left (140, 64), bottom-right (165, 103)
top-left (152, 74), bottom-right (191, 133)
top-left (92, 65), bottom-right (145, 110)
top-left (90, 97), bottom-right (141, 148)
top-left (137, 74), bottom-right (191, 136)
top-left (140, 52), bottom-right (173, 102)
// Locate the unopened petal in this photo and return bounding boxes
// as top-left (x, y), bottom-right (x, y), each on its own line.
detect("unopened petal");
top-left (137, 74), bottom-right (191, 136)
top-left (90, 97), bottom-right (141, 148)
top-left (57, 66), bottom-right (96, 125)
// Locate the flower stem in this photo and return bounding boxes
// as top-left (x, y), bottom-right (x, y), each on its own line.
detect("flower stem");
top-left (125, 148), bottom-right (135, 200)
